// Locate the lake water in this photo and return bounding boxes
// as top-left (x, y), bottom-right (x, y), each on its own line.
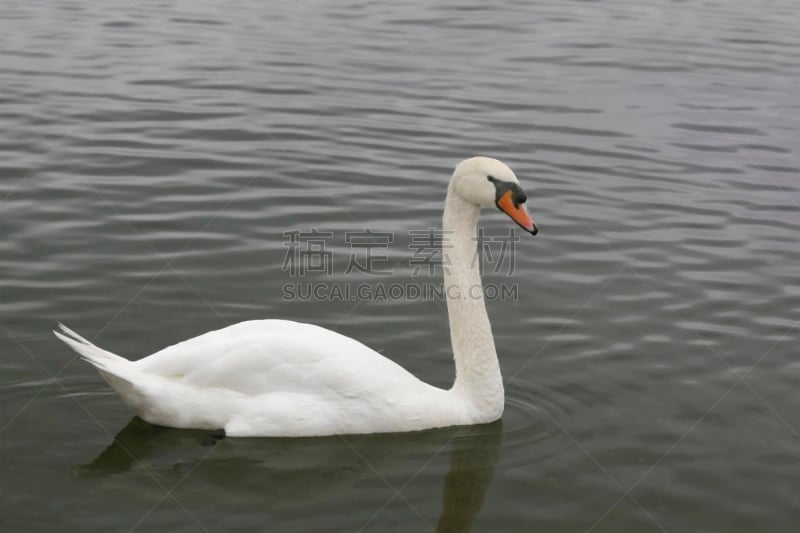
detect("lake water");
top-left (2, 0), bottom-right (799, 531)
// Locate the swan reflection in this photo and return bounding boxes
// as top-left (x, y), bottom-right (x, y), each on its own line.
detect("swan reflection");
top-left (79, 417), bottom-right (502, 530)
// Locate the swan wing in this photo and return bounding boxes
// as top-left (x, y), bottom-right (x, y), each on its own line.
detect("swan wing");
top-left (135, 319), bottom-right (427, 397)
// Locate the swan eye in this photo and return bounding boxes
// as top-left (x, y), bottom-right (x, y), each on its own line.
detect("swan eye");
top-left (487, 175), bottom-right (496, 182)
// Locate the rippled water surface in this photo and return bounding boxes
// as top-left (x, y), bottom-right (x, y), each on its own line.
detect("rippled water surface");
top-left (2, 1), bottom-right (799, 531)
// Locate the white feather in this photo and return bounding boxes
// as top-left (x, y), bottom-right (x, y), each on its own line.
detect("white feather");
top-left (54, 157), bottom-right (530, 437)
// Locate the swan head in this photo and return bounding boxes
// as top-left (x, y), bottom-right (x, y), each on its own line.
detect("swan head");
top-left (451, 156), bottom-right (538, 235)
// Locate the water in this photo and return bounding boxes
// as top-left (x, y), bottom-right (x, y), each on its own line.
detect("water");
top-left (2, 0), bottom-right (799, 530)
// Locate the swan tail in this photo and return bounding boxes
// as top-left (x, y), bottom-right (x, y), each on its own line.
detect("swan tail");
top-left (53, 323), bottom-right (126, 364)
top-left (53, 323), bottom-right (143, 408)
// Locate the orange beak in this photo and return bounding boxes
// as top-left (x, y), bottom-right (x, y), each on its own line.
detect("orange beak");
top-left (496, 190), bottom-right (538, 235)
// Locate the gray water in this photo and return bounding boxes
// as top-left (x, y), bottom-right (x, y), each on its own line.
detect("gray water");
top-left (2, 1), bottom-right (799, 531)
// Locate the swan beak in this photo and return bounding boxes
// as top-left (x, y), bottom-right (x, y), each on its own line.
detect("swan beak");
top-left (497, 190), bottom-right (538, 235)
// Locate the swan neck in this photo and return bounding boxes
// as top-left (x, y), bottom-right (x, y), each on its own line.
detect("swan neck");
top-left (442, 184), bottom-right (503, 420)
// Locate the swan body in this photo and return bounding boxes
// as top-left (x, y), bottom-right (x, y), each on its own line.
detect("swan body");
top-left (55, 157), bottom-right (538, 437)
top-left (55, 320), bottom-right (470, 436)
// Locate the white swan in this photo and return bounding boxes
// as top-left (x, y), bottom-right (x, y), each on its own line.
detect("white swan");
top-left (55, 157), bottom-right (538, 437)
